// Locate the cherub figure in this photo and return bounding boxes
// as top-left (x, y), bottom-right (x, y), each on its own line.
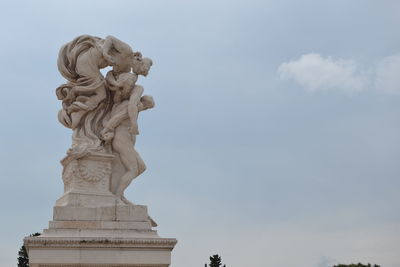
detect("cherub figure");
top-left (105, 68), bottom-right (141, 135)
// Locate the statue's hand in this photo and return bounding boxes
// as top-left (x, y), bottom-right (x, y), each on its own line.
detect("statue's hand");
top-left (105, 71), bottom-right (114, 83)
top-left (67, 101), bottom-right (91, 113)
top-left (101, 128), bottom-right (114, 141)
top-left (140, 95), bottom-right (155, 110)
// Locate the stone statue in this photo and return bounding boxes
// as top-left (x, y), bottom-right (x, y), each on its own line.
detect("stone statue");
top-left (56, 35), bottom-right (153, 204)
top-left (24, 35), bottom-right (176, 267)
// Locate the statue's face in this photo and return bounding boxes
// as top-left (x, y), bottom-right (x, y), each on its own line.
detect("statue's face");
top-left (131, 52), bottom-right (153, 76)
top-left (112, 51), bottom-right (134, 73)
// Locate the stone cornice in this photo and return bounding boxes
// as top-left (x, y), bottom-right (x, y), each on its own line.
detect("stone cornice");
top-left (24, 237), bottom-right (177, 249)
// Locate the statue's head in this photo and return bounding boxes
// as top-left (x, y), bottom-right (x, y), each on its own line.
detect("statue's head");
top-left (109, 45), bottom-right (134, 73)
top-left (102, 36), bottom-right (152, 76)
top-left (131, 52), bottom-right (153, 76)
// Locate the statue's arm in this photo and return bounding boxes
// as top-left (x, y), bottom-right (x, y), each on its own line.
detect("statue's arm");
top-left (103, 108), bottom-right (128, 132)
top-left (130, 85), bottom-right (144, 105)
top-left (102, 36), bottom-right (133, 64)
top-left (102, 36), bottom-right (115, 64)
top-left (105, 71), bottom-right (120, 89)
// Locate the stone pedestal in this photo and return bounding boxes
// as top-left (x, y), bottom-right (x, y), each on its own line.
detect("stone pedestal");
top-left (24, 235), bottom-right (177, 267)
top-left (24, 153), bottom-right (177, 266)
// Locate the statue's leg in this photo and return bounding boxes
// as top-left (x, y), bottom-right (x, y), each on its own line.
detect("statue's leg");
top-left (116, 150), bottom-right (146, 202)
top-left (127, 86), bottom-right (143, 134)
top-left (112, 126), bottom-right (146, 201)
top-left (127, 105), bottom-right (139, 134)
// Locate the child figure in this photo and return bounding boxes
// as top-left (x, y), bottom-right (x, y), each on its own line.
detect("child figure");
top-left (105, 69), bottom-right (143, 135)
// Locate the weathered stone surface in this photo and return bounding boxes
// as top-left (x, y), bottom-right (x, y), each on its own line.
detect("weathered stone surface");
top-left (48, 220), bottom-right (152, 230)
top-left (24, 35), bottom-right (176, 266)
top-left (25, 236), bottom-right (177, 266)
top-left (55, 35), bottom-right (154, 204)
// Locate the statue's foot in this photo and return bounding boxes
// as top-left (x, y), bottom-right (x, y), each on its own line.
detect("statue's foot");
top-left (115, 197), bottom-right (125, 205)
top-left (121, 195), bottom-right (134, 205)
top-left (100, 128), bottom-right (114, 141)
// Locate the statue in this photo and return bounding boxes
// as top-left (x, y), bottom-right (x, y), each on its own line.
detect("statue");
top-left (24, 35), bottom-right (177, 267)
top-left (56, 35), bottom-right (153, 204)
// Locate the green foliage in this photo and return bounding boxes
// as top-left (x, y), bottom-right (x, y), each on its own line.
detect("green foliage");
top-left (18, 233), bottom-right (41, 267)
top-left (206, 254), bottom-right (226, 267)
top-left (333, 264), bottom-right (380, 267)
top-left (17, 245), bottom-right (29, 267)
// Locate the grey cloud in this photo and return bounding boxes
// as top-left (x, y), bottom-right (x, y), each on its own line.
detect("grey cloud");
top-left (1, 1), bottom-right (400, 267)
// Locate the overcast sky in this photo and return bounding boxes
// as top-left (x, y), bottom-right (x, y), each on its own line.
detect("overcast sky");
top-left (0, 1), bottom-right (399, 267)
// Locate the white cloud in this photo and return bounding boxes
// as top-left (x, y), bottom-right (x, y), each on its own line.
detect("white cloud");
top-left (278, 53), bottom-right (400, 95)
top-left (375, 53), bottom-right (400, 94)
top-left (278, 53), bottom-right (368, 92)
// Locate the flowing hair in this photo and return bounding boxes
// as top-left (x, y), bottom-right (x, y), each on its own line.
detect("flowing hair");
top-left (56, 35), bottom-right (113, 156)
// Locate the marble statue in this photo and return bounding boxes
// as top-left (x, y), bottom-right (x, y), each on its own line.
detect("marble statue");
top-left (56, 35), bottom-right (153, 204)
top-left (24, 35), bottom-right (176, 267)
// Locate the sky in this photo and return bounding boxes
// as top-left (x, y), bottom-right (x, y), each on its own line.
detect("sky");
top-left (0, 0), bottom-right (399, 266)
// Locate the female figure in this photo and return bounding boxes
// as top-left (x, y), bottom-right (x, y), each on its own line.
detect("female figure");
top-left (56, 35), bottom-right (139, 156)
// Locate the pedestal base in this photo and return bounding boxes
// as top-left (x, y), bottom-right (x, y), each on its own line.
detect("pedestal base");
top-left (25, 203), bottom-right (176, 266)
top-left (24, 152), bottom-right (177, 266)
top-left (25, 216), bottom-right (176, 267)
top-left (24, 236), bottom-right (177, 267)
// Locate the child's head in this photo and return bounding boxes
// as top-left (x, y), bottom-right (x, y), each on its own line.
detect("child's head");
top-left (131, 52), bottom-right (153, 77)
